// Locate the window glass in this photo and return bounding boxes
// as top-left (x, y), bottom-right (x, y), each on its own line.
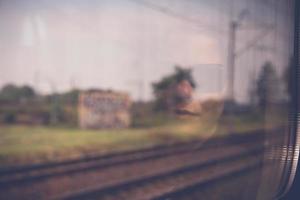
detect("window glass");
top-left (0, 0), bottom-right (295, 199)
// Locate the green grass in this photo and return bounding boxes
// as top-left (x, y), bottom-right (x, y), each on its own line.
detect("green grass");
top-left (0, 113), bottom-right (272, 166)
top-left (0, 117), bottom-right (217, 165)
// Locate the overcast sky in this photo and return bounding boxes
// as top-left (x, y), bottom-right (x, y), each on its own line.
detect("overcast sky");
top-left (0, 0), bottom-right (293, 102)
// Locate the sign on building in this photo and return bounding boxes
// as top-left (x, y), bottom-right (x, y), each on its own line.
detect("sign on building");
top-left (78, 90), bottom-right (131, 129)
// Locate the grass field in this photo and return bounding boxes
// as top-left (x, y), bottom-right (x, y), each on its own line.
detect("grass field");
top-left (0, 114), bottom-right (267, 166)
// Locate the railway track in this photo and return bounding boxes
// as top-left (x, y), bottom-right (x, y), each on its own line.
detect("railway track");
top-left (0, 128), bottom-right (283, 200)
top-left (0, 129), bottom-right (273, 187)
top-left (57, 144), bottom-right (265, 200)
top-left (0, 129), bottom-right (275, 178)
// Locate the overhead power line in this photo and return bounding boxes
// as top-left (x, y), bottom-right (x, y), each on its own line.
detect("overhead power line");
top-left (127, 0), bottom-right (226, 34)
top-left (235, 26), bottom-right (274, 58)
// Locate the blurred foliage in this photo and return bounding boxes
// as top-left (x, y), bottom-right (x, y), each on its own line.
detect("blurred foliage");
top-left (0, 84), bottom-right (79, 126)
top-left (3, 112), bottom-right (16, 124)
top-left (45, 89), bottom-right (80, 105)
top-left (152, 66), bottom-right (196, 111)
top-left (131, 101), bottom-right (176, 128)
top-left (152, 66), bottom-right (196, 91)
top-left (254, 62), bottom-right (280, 112)
top-left (0, 84), bottom-right (36, 102)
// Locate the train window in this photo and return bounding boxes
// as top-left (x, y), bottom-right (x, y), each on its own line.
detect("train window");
top-left (0, 0), bottom-right (298, 199)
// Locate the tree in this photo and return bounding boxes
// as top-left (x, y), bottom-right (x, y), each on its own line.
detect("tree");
top-left (60, 89), bottom-right (80, 105)
top-left (19, 86), bottom-right (36, 99)
top-left (152, 66), bottom-right (196, 112)
top-left (0, 84), bottom-right (36, 102)
top-left (255, 62), bottom-right (280, 112)
top-left (0, 84), bottom-right (19, 101)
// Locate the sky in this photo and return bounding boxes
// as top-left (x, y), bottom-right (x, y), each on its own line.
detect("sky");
top-left (0, 0), bottom-right (294, 102)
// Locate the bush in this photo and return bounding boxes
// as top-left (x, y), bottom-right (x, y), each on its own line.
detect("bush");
top-left (4, 113), bottom-right (16, 124)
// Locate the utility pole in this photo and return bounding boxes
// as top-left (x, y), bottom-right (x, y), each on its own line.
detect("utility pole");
top-left (226, 3), bottom-right (276, 103)
top-left (227, 21), bottom-right (238, 102)
top-left (226, 9), bottom-right (249, 102)
top-left (47, 78), bottom-right (59, 124)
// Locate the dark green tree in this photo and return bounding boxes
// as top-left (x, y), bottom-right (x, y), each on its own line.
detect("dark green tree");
top-left (19, 86), bottom-right (36, 99)
top-left (255, 62), bottom-right (280, 112)
top-left (0, 84), bottom-right (36, 102)
top-left (152, 66), bottom-right (196, 111)
top-left (0, 84), bottom-right (19, 101)
top-left (60, 89), bottom-right (80, 105)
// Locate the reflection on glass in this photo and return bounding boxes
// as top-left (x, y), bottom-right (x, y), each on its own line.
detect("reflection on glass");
top-left (0, 0), bottom-right (295, 199)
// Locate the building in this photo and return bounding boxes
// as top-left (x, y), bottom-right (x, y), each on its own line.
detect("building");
top-left (78, 90), bottom-right (131, 129)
